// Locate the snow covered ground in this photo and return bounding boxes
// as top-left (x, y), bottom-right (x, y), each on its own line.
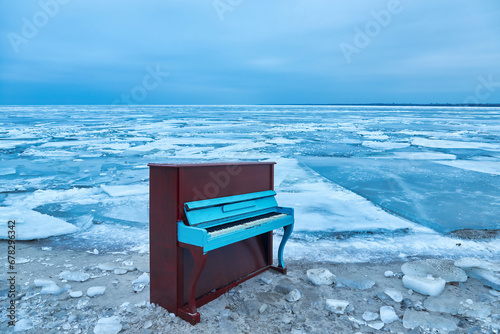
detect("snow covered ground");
top-left (0, 105), bottom-right (499, 261)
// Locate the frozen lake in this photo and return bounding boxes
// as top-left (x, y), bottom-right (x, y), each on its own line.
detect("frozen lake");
top-left (0, 105), bottom-right (499, 261)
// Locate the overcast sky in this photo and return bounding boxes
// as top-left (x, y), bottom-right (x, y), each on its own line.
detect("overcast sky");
top-left (1, 0), bottom-right (499, 105)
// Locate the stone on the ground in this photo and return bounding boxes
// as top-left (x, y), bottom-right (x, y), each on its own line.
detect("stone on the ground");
top-left (380, 306), bottom-right (398, 324)
top-left (59, 271), bottom-right (90, 282)
top-left (403, 310), bottom-right (457, 331)
top-left (325, 299), bottom-right (349, 314)
top-left (285, 289), bottom-right (301, 302)
top-left (384, 288), bottom-right (403, 302)
top-left (306, 268), bottom-right (336, 285)
top-left (402, 275), bottom-right (446, 296)
top-left (402, 259), bottom-right (467, 283)
top-left (93, 316), bottom-right (122, 334)
top-left (87, 286), bottom-right (106, 297)
top-left (337, 274), bottom-right (375, 290)
top-left (132, 273), bottom-right (150, 292)
top-left (362, 311), bottom-right (379, 321)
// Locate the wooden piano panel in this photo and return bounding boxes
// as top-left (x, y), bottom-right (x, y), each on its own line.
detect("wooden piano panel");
top-left (149, 162), bottom-right (275, 316)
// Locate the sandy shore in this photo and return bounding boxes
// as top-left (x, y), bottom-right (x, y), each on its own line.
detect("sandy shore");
top-left (1, 240), bottom-right (499, 333)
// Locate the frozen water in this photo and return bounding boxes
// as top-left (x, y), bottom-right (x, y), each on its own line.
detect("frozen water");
top-left (93, 316), bottom-right (122, 334)
top-left (0, 207), bottom-right (78, 240)
top-left (368, 322), bottom-right (384, 330)
top-left (403, 310), bottom-right (457, 331)
top-left (324, 299), bottom-right (349, 314)
top-left (362, 311), bottom-right (379, 321)
top-left (285, 289), bottom-right (301, 302)
top-left (455, 257), bottom-right (500, 290)
top-left (455, 257), bottom-right (500, 272)
top-left (380, 306), bottom-right (398, 324)
top-left (337, 275), bottom-right (375, 290)
top-left (132, 273), bottom-right (150, 292)
top-left (69, 290), bottom-right (83, 298)
top-left (87, 286), bottom-right (106, 297)
top-left (14, 318), bottom-right (33, 332)
top-left (402, 275), bottom-right (446, 296)
top-left (306, 268), bottom-right (336, 285)
top-left (402, 259), bottom-right (467, 283)
top-left (34, 279), bottom-right (55, 287)
top-left (384, 288), bottom-right (403, 302)
top-left (0, 105), bottom-right (499, 261)
top-left (464, 268), bottom-right (500, 291)
top-left (59, 271), bottom-right (90, 282)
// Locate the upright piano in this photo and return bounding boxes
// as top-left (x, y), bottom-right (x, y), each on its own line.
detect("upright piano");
top-left (148, 162), bottom-right (294, 324)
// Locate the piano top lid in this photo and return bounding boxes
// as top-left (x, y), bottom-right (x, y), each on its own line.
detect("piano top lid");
top-left (148, 161), bottom-right (275, 168)
top-left (185, 190), bottom-right (277, 211)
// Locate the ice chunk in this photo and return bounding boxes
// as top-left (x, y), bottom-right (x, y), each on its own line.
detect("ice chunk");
top-left (306, 268), bottom-right (336, 285)
top-left (285, 289), bottom-right (301, 302)
top-left (368, 322), bottom-right (384, 330)
top-left (337, 275), bottom-right (375, 290)
top-left (402, 259), bottom-right (467, 283)
top-left (0, 208), bottom-right (78, 240)
top-left (87, 286), bottom-right (106, 297)
top-left (101, 184), bottom-right (148, 197)
top-left (14, 318), bottom-right (33, 332)
top-left (324, 299), bottom-right (349, 314)
top-left (93, 316), bottom-right (122, 334)
top-left (132, 273), bottom-right (150, 292)
top-left (465, 268), bottom-right (500, 291)
top-left (424, 292), bottom-right (461, 314)
top-left (384, 288), bottom-right (403, 302)
top-left (402, 275), bottom-right (445, 296)
top-left (384, 271), bottom-right (394, 278)
top-left (40, 282), bottom-right (68, 295)
top-left (0, 167), bottom-right (16, 176)
top-left (455, 257), bottom-right (500, 272)
top-left (403, 310), bottom-right (457, 331)
top-left (34, 279), bottom-right (55, 287)
top-left (114, 268), bottom-right (127, 275)
top-left (70, 291), bottom-right (83, 298)
top-left (362, 311), bottom-right (379, 321)
top-left (97, 262), bottom-right (119, 271)
top-left (380, 306), bottom-right (398, 324)
top-left (59, 271), bottom-right (90, 282)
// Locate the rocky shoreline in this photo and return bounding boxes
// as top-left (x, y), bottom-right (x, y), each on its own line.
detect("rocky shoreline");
top-left (1, 241), bottom-right (499, 333)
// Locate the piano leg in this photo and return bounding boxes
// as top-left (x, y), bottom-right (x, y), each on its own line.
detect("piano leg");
top-left (276, 223), bottom-right (294, 274)
top-left (178, 247), bottom-right (207, 324)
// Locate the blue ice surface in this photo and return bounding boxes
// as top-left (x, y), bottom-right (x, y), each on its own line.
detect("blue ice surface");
top-left (0, 105), bottom-right (499, 248)
top-left (299, 157), bottom-right (500, 233)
